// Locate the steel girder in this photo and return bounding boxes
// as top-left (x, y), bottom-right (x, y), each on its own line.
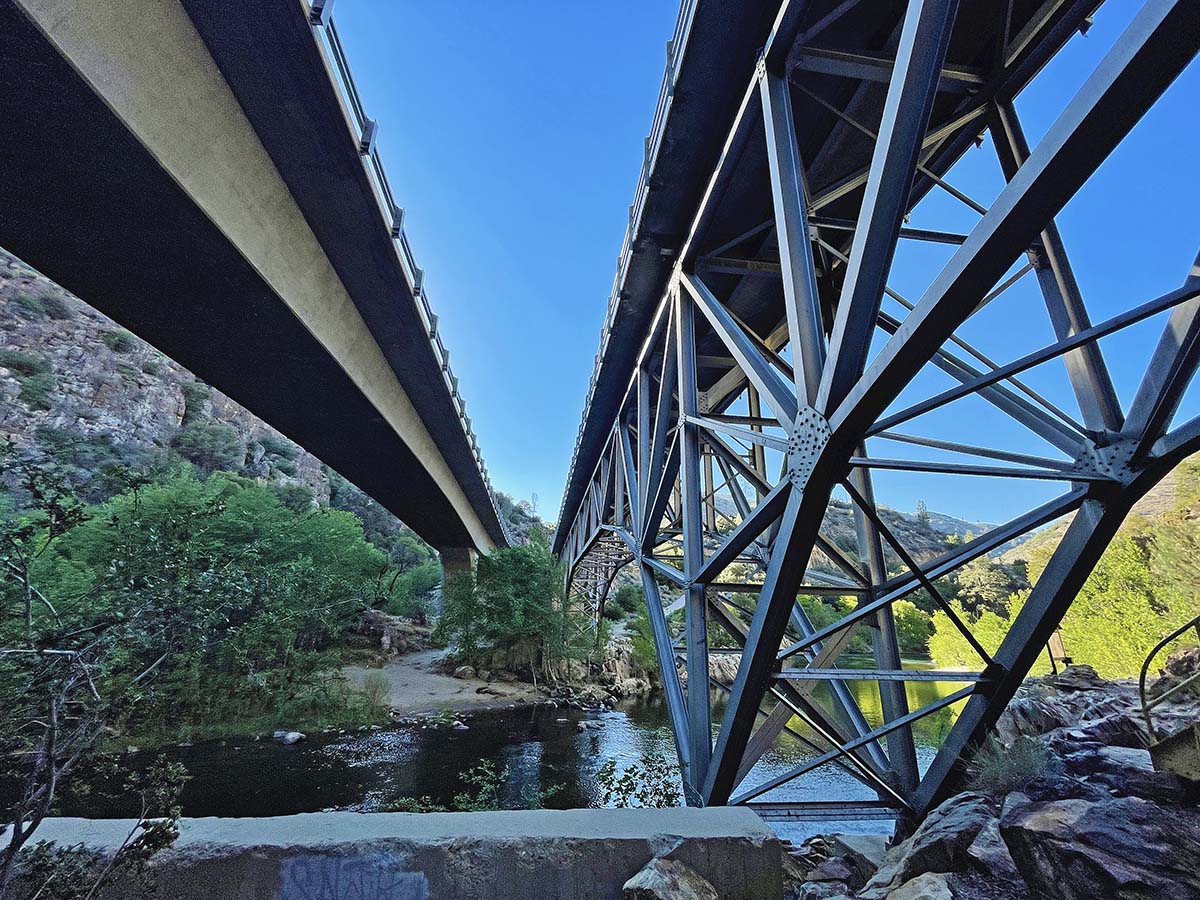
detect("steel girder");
top-left (561, 0), bottom-right (1200, 819)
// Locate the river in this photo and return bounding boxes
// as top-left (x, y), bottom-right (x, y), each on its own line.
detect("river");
top-left (45, 661), bottom-right (967, 839)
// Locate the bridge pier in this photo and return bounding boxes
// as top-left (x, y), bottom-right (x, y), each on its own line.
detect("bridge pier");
top-left (440, 547), bottom-right (478, 580)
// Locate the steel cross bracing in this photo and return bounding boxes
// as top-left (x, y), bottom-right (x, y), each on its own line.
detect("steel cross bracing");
top-left (561, 0), bottom-right (1200, 819)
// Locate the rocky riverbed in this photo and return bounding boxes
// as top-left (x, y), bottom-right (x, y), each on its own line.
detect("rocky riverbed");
top-left (780, 662), bottom-right (1200, 900)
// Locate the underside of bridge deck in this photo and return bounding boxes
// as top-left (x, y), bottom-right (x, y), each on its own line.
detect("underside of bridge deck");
top-left (0, 0), bottom-right (507, 555)
top-left (558, 0), bottom-right (1200, 818)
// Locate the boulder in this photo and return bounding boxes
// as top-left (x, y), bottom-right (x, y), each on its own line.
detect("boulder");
top-left (859, 793), bottom-right (994, 898)
top-left (807, 857), bottom-right (854, 884)
top-left (1048, 711), bottom-right (1149, 751)
top-left (1147, 645), bottom-right (1200, 702)
top-left (272, 730), bottom-right (304, 745)
top-left (1000, 797), bottom-right (1200, 900)
top-left (995, 694), bottom-right (1073, 743)
top-left (796, 883), bottom-right (851, 900)
top-left (885, 872), bottom-right (953, 900)
top-left (1045, 664), bottom-right (1106, 692)
top-left (830, 833), bottom-right (888, 884)
top-left (1062, 745), bottom-right (1186, 804)
top-left (1020, 773), bottom-right (1108, 803)
top-left (623, 858), bottom-right (719, 900)
top-left (966, 819), bottom-right (1019, 882)
top-left (452, 665), bottom-right (477, 680)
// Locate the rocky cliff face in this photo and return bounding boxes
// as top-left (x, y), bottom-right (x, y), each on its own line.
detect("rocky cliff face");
top-left (0, 249), bottom-right (330, 502)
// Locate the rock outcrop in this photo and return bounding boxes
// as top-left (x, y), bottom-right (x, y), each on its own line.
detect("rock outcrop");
top-left (858, 793), bottom-right (997, 898)
top-left (786, 664), bottom-right (1200, 900)
top-left (0, 250), bottom-right (330, 502)
top-left (623, 858), bottom-right (719, 900)
top-left (1001, 797), bottom-right (1200, 900)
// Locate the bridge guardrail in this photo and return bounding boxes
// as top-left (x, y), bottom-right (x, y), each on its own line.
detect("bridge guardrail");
top-left (557, 0), bottom-right (698, 527)
top-left (306, 1), bottom-right (512, 545)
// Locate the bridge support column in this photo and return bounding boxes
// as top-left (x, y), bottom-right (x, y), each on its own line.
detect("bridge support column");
top-left (440, 547), bottom-right (477, 582)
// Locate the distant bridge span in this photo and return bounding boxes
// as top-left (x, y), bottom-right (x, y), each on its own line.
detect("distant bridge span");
top-left (557, 0), bottom-right (1200, 817)
top-left (0, 0), bottom-right (507, 559)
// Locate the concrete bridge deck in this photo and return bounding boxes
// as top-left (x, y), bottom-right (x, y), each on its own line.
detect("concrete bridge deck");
top-left (0, 0), bottom-right (506, 556)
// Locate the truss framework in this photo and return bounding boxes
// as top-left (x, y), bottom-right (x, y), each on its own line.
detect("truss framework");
top-left (562, 0), bottom-right (1200, 818)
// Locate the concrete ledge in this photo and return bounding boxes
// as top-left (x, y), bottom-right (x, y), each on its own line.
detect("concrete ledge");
top-left (29, 808), bottom-right (783, 899)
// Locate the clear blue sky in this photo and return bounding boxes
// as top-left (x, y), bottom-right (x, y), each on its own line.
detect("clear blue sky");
top-left (335, 3), bottom-right (1199, 528)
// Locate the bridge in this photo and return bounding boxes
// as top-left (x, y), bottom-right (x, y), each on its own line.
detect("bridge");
top-left (557, 0), bottom-right (1200, 819)
top-left (0, 0), bottom-right (507, 562)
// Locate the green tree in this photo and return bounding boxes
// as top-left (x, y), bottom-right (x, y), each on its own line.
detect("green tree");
top-left (956, 556), bottom-right (1013, 617)
top-left (170, 422), bottom-right (241, 472)
top-left (893, 599), bottom-right (934, 658)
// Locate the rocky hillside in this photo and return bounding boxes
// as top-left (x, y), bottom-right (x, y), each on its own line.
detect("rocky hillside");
top-left (0, 249), bottom-right (331, 501)
top-left (999, 470), bottom-right (1183, 566)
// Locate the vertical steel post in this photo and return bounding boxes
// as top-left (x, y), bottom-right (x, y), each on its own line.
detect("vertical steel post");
top-left (675, 287), bottom-right (713, 794)
top-left (850, 456), bottom-right (919, 795)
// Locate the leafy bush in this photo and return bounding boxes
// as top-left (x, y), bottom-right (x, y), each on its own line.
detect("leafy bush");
top-left (270, 481), bottom-right (313, 512)
top-left (966, 736), bottom-right (1050, 795)
top-left (258, 434), bottom-right (297, 460)
top-left (601, 602), bottom-right (623, 622)
top-left (141, 360), bottom-right (161, 376)
top-left (894, 599), bottom-right (934, 658)
top-left (433, 543), bottom-right (594, 673)
top-left (17, 373), bottom-right (54, 410)
top-left (595, 754), bottom-right (682, 808)
top-left (171, 421), bottom-right (241, 472)
top-left (0, 349), bottom-right (49, 378)
top-left (360, 671), bottom-right (391, 715)
top-left (19, 470), bottom-right (394, 741)
top-left (273, 459), bottom-right (298, 477)
top-left (613, 583), bottom-right (643, 615)
top-left (101, 329), bottom-right (136, 353)
top-left (385, 561), bottom-right (441, 623)
top-left (179, 381), bottom-right (212, 425)
top-left (930, 524), bottom-right (1200, 678)
top-left (13, 293), bottom-right (47, 319)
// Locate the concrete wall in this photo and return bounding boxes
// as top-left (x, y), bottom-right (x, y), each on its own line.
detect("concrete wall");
top-left (27, 808), bottom-right (783, 900)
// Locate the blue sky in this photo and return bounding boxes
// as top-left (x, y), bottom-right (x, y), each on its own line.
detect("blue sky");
top-left (335, 1), bottom-right (679, 522)
top-left (335, 3), bottom-right (1199, 528)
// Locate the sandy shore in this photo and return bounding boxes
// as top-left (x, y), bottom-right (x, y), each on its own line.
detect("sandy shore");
top-left (343, 648), bottom-right (543, 716)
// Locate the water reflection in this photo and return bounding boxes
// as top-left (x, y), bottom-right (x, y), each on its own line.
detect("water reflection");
top-left (38, 657), bottom-right (966, 837)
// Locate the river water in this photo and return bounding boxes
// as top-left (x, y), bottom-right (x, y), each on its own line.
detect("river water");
top-left (47, 661), bottom-right (967, 838)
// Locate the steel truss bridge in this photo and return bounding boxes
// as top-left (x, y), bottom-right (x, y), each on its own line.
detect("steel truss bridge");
top-left (556, 0), bottom-right (1200, 819)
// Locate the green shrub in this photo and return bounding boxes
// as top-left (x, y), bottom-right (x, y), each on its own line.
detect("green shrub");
top-left (595, 754), bottom-right (682, 808)
top-left (13, 293), bottom-right (47, 319)
top-left (360, 670), bottom-right (391, 716)
top-left (116, 362), bottom-right (140, 379)
top-left (894, 599), bottom-right (934, 658)
top-left (171, 421), bottom-right (241, 472)
top-left (258, 434), bottom-right (297, 460)
top-left (601, 602), bottom-right (623, 622)
top-left (966, 736), bottom-right (1050, 795)
top-left (101, 329), bottom-right (136, 353)
top-left (0, 349), bottom-right (49, 378)
top-left (273, 459), bottom-right (298, 477)
top-left (179, 381), bottom-right (212, 425)
top-left (42, 292), bottom-right (72, 320)
top-left (18, 372), bottom-right (54, 410)
top-left (142, 360), bottom-right (161, 376)
top-left (270, 481), bottom-right (313, 513)
top-left (613, 583), bottom-right (643, 615)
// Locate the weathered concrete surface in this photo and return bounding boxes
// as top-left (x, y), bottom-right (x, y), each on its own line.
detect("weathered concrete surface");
top-left (30, 808), bottom-right (783, 900)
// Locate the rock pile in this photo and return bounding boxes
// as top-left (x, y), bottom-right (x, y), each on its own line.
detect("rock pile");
top-left (356, 609), bottom-right (431, 657)
top-left (782, 664), bottom-right (1200, 900)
